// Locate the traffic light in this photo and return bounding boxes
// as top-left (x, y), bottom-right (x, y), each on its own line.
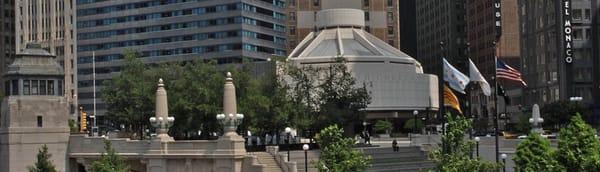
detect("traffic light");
top-left (80, 111), bottom-right (87, 132)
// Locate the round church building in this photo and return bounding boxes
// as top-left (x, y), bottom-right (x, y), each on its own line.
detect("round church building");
top-left (287, 9), bottom-right (439, 134)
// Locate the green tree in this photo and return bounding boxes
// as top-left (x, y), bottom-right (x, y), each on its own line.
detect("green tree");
top-left (316, 125), bottom-right (371, 172)
top-left (403, 118), bottom-right (424, 133)
top-left (556, 114), bottom-right (600, 171)
top-left (513, 132), bottom-right (563, 172)
top-left (374, 120), bottom-right (393, 134)
top-left (101, 51), bottom-right (154, 139)
top-left (238, 59), bottom-right (293, 137)
top-left (28, 145), bottom-right (57, 172)
top-left (429, 113), bottom-right (499, 172)
top-left (541, 101), bottom-right (588, 130)
top-left (90, 141), bottom-right (129, 172)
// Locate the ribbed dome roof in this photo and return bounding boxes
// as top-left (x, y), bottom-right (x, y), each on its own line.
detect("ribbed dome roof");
top-left (288, 9), bottom-right (420, 68)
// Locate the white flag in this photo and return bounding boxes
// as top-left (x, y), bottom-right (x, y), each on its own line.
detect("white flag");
top-left (469, 59), bottom-right (491, 96)
top-left (443, 58), bottom-right (469, 94)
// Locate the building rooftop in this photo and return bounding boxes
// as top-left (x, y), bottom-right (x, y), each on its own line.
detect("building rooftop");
top-left (4, 43), bottom-right (63, 77)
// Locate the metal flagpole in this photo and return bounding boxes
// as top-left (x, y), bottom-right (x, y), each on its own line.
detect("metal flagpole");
top-left (494, 41), bottom-right (500, 165)
top-left (439, 41), bottom-right (446, 154)
top-left (493, 0), bottom-right (502, 166)
top-left (93, 51), bottom-right (97, 136)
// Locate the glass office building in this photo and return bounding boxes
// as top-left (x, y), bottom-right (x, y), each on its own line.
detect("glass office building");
top-left (76, 0), bottom-right (287, 125)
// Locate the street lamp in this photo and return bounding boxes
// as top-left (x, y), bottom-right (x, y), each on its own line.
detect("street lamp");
top-left (474, 137), bottom-right (480, 158)
top-left (411, 110), bottom-right (418, 145)
top-left (413, 110), bottom-right (419, 134)
top-left (302, 144), bottom-right (310, 172)
top-left (285, 127), bottom-right (292, 162)
top-left (501, 153), bottom-right (507, 172)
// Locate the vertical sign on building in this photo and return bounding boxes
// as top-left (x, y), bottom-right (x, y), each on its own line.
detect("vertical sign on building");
top-left (494, 0), bottom-right (502, 38)
top-left (563, 0), bottom-right (573, 64)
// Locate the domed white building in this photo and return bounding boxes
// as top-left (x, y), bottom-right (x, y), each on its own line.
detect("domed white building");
top-left (287, 9), bottom-right (439, 125)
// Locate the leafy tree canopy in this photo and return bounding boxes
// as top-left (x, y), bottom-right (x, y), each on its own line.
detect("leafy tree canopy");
top-left (316, 125), bottom-right (371, 172)
top-left (541, 101), bottom-right (588, 130)
top-left (28, 145), bottom-right (57, 172)
top-left (556, 114), bottom-right (600, 172)
top-left (429, 113), bottom-right (499, 172)
top-left (90, 141), bottom-right (129, 172)
top-left (513, 132), bottom-right (563, 172)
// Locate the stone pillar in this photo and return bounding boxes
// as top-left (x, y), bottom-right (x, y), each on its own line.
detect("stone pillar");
top-left (215, 72), bottom-right (246, 172)
top-left (150, 78), bottom-right (174, 142)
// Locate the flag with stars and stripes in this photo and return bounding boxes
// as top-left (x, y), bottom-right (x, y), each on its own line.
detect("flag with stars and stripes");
top-left (496, 60), bottom-right (527, 87)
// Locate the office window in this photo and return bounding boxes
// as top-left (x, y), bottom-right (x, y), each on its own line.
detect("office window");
top-left (387, 12), bottom-right (393, 20)
top-left (289, 12), bottom-right (296, 20)
top-left (11, 80), bottom-right (18, 95)
top-left (313, 0), bottom-right (319, 6)
top-left (387, 0), bottom-right (392, 7)
top-left (40, 80), bottom-right (46, 95)
top-left (573, 9), bottom-right (582, 20)
top-left (585, 28), bottom-right (591, 40)
top-left (585, 9), bottom-right (591, 20)
top-left (363, 0), bottom-right (369, 6)
top-left (573, 29), bottom-right (582, 40)
top-left (23, 80), bottom-right (30, 95)
top-left (388, 26), bottom-right (394, 35)
top-left (365, 12), bottom-right (369, 21)
top-left (289, 28), bottom-right (295, 35)
top-left (37, 116), bottom-right (42, 127)
top-left (365, 26), bottom-right (370, 32)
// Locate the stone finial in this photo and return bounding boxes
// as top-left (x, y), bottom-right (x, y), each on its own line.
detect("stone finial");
top-left (530, 104), bottom-right (544, 133)
top-left (217, 72), bottom-right (244, 137)
top-left (149, 78), bottom-right (174, 141)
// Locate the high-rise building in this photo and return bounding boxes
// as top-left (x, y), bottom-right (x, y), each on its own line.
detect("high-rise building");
top-left (0, 0), bottom-right (77, 117)
top-left (466, 0), bottom-right (521, 125)
top-left (415, 0), bottom-right (467, 74)
top-left (399, 0), bottom-right (417, 57)
top-left (76, 0), bottom-right (287, 124)
top-left (285, 0), bottom-right (400, 51)
top-left (519, 0), bottom-right (600, 123)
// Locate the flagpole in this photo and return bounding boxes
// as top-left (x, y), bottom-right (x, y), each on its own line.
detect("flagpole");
top-left (439, 41), bottom-right (446, 154)
top-left (465, 42), bottom-right (474, 159)
top-left (493, 41), bottom-right (500, 165)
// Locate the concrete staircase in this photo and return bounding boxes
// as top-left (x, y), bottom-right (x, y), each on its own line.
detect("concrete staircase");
top-left (253, 152), bottom-right (284, 172)
top-left (287, 146), bottom-right (433, 172)
top-left (363, 146), bottom-right (434, 172)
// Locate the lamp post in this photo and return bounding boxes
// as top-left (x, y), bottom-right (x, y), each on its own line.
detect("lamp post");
top-left (411, 110), bottom-right (418, 145)
top-left (285, 127), bottom-right (292, 162)
top-left (474, 137), bottom-right (480, 158)
top-left (501, 153), bottom-right (507, 172)
top-left (302, 144), bottom-right (309, 172)
top-left (421, 117), bottom-right (426, 134)
top-left (413, 110), bottom-right (419, 134)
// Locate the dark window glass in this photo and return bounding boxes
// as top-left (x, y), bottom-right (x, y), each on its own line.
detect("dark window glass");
top-left (37, 116), bottom-right (42, 127)
top-left (23, 80), bottom-right (30, 95)
top-left (4, 81), bottom-right (9, 96)
top-left (31, 80), bottom-right (38, 95)
top-left (11, 80), bottom-right (18, 95)
top-left (40, 80), bottom-right (46, 95)
top-left (48, 80), bottom-right (54, 95)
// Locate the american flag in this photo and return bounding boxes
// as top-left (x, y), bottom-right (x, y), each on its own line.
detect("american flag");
top-left (496, 60), bottom-right (527, 87)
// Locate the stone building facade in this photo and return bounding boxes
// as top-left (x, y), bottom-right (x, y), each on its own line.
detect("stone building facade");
top-left (0, 44), bottom-right (70, 172)
top-left (0, 0), bottom-right (77, 119)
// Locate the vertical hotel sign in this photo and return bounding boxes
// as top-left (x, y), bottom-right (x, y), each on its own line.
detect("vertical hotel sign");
top-left (494, 0), bottom-right (502, 38)
top-left (564, 0), bottom-right (573, 64)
